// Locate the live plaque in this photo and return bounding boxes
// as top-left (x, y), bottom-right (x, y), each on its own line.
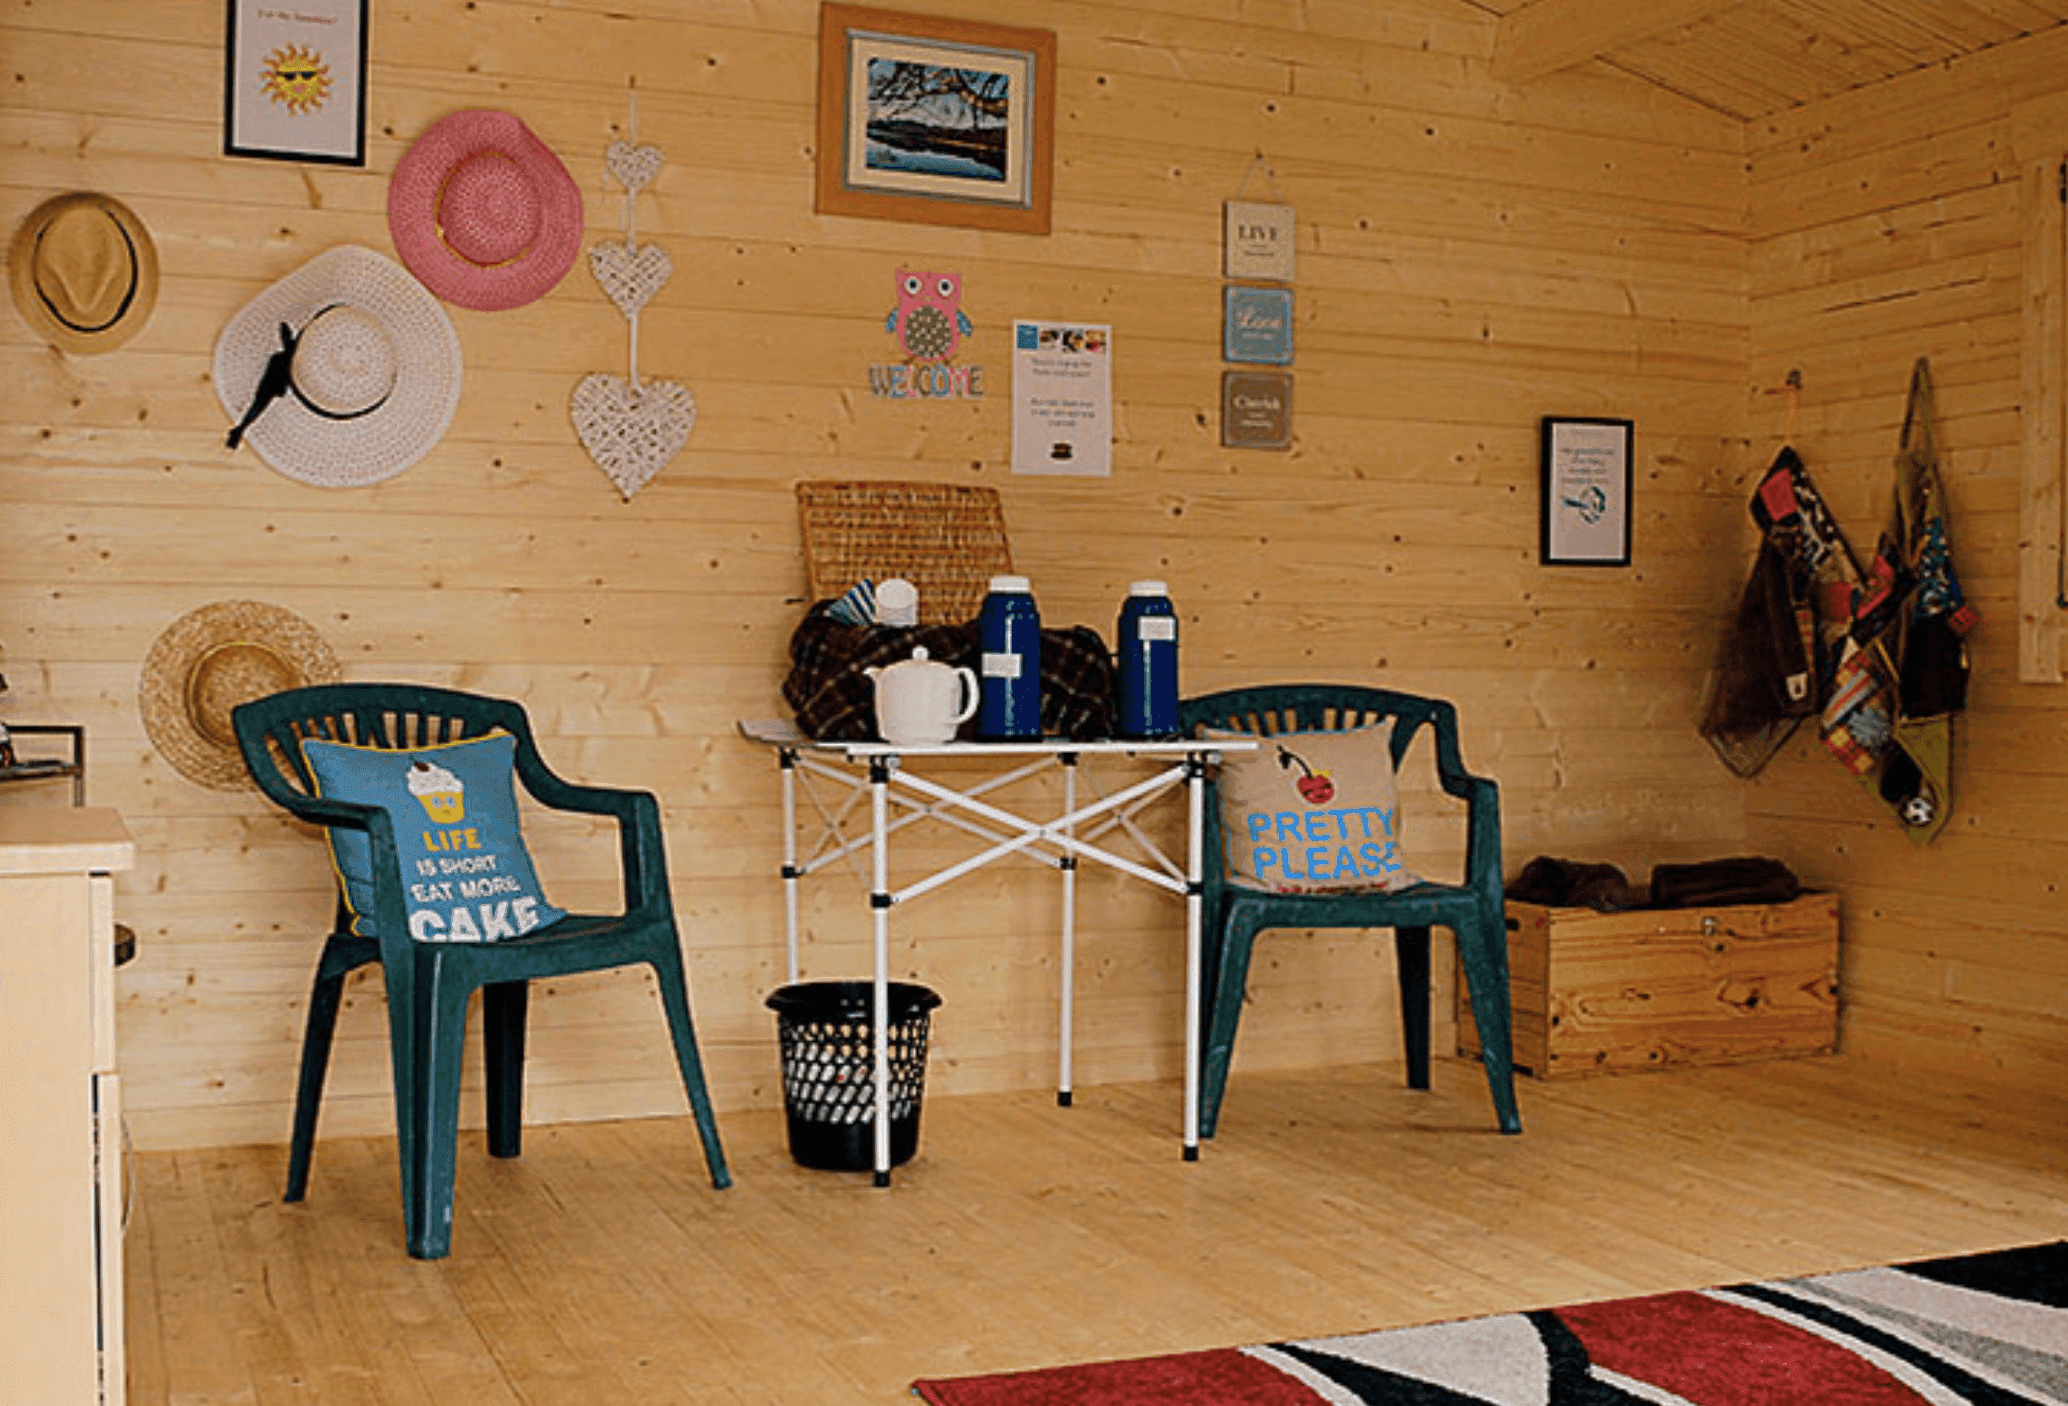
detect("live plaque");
top-left (1223, 201), bottom-right (1295, 282)
top-left (1222, 370), bottom-right (1292, 449)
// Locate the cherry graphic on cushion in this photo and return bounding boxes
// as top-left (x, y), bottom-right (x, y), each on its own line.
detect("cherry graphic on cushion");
top-left (1276, 745), bottom-right (1334, 806)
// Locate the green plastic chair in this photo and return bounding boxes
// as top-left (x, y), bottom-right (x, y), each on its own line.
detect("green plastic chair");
top-left (1182, 684), bottom-right (1522, 1139)
top-left (232, 683), bottom-right (730, 1259)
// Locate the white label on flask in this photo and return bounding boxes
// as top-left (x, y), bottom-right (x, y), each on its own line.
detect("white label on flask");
top-left (982, 652), bottom-right (1024, 678)
top-left (1140, 617), bottom-right (1177, 642)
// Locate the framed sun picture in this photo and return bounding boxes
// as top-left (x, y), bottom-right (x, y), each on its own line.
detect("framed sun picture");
top-left (815, 4), bottom-right (1055, 234)
top-left (224, 0), bottom-right (368, 165)
top-left (1540, 415), bottom-right (1634, 566)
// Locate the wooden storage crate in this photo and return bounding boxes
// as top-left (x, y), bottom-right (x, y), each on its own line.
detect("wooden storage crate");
top-left (1458, 892), bottom-right (1839, 1078)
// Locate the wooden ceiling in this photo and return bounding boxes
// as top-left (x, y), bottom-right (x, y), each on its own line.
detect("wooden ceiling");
top-left (1465, 0), bottom-right (2068, 119)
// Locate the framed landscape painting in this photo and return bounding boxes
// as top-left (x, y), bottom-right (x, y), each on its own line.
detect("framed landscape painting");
top-left (815, 4), bottom-right (1055, 234)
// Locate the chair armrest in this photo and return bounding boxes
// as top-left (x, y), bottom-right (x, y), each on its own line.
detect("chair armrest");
top-left (1421, 700), bottom-right (1504, 908)
top-left (514, 763), bottom-right (672, 919)
top-left (1456, 773), bottom-right (1504, 909)
top-left (266, 791), bottom-right (417, 949)
top-left (273, 791), bottom-right (387, 832)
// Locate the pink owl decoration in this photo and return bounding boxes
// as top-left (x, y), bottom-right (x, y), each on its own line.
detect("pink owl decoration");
top-left (885, 269), bottom-right (972, 362)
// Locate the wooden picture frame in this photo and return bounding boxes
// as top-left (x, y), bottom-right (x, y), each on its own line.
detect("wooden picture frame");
top-left (1540, 416), bottom-right (1633, 566)
top-left (815, 4), bottom-right (1055, 235)
top-left (224, 0), bottom-right (368, 165)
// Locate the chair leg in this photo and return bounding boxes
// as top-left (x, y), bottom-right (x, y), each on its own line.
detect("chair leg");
top-left (1199, 912), bottom-right (1260, 1141)
top-left (285, 963), bottom-right (351, 1202)
top-left (482, 980), bottom-right (528, 1160)
top-left (1456, 906), bottom-right (1523, 1135)
top-left (401, 961), bottom-right (474, 1260)
top-left (1394, 925), bottom-right (1431, 1091)
top-left (651, 953), bottom-right (732, 1190)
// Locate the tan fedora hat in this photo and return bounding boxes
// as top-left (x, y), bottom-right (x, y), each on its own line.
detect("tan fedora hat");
top-left (8, 192), bottom-right (159, 354)
top-left (138, 600), bottom-right (343, 790)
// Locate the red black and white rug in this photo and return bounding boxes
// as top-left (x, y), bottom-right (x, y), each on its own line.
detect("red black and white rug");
top-left (912, 1240), bottom-right (2066, 1405)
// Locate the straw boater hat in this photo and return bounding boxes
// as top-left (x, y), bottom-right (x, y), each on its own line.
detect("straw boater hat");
top-left (214, 245), bottom-right (462, 488)
top-left (8, 192), bottom-right (159, 354)
top-left (387, 109), bottom-right (584, 312)
top-left (138, 600), bottom-right (343, 791)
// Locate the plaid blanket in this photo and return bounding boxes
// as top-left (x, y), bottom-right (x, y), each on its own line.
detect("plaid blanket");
top-left (783, 604), bottom-right (1115, 741)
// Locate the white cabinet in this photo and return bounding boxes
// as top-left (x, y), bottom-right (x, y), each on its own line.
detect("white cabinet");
top-left (1, 808), bottom-right (134, 1406)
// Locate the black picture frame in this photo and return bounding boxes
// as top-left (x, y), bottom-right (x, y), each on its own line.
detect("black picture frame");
top-left (1539, 415), bottom-right (1633, 566)
top-left (224, 0), bottom-right (369, 166)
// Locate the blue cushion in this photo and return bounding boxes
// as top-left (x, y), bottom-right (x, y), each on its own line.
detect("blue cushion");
top-left (300, 730), bottom-right (567, 942)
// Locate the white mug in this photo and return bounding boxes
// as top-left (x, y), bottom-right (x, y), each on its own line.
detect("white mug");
top-left (876, 577), bottom-right (919, 628)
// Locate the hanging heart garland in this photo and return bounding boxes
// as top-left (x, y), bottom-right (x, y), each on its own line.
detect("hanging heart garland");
top-left (571, 89), bottom-right (693, 501)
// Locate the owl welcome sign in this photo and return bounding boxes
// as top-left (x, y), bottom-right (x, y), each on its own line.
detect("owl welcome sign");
top-left (870, 268), bottom-right (987, 399)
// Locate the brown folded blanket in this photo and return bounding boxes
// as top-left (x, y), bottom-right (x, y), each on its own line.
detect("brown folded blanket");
top-left (783, 604), bottom-right (1115, 742)
top-left (1506, 854), bottom-right (1803, 910)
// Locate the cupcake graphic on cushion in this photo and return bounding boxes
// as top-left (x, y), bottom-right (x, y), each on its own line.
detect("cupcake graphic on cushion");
top-left (407, 759), bottom-right (466, 824)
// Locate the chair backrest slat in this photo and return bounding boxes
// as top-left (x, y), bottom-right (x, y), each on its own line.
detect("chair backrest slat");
top-left (234, 685), bottom-right (534, 803)
top-left (1181, 684), bottom-right (1461, 777)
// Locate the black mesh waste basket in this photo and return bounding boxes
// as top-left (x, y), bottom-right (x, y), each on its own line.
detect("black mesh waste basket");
top-left (765, 981), bottom-right (943, 1171)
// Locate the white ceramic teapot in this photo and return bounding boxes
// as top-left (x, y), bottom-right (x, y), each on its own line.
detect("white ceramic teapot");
top-left (865, 646), bottom-right (978, 746)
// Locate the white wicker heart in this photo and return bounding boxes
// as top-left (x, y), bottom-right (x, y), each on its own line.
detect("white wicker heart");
top-left (604, 140), bottom-right (663, 193)
top-left (570, 374), bottom-right (695, 501)
top-left (590, 241), bottom-right (672, 318)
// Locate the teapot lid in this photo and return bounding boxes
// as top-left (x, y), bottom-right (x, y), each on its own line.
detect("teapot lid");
top-left (879, 646), bottom-right (939, 670)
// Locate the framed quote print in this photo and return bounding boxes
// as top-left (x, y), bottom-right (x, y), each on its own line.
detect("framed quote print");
top-left (1540, 416), bottom-right (1633, 566)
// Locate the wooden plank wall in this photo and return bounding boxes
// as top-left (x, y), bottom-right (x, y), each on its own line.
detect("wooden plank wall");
top-left (0, 0), bottom-right (1754, 1151)
top-left (1744, 32), bottom-right (2068, 1090)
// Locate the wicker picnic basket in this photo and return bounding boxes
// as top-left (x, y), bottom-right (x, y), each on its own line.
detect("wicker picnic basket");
top-left (795, 480), bottom-right (1014, 626)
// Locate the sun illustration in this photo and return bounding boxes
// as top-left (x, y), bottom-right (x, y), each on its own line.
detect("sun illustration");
top-left (259, 44), bottom-right (331, 115)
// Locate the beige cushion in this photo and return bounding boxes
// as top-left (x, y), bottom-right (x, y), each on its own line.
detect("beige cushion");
top-left (1207, 723), bottom-right (1418, 893)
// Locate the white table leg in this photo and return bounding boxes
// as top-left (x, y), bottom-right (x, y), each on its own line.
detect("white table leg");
top-left (779, 747), bottom-right (800, 985)
top-left (869, 757), bottom-right (894, 1186)
top-left (1058, 753), bottom-right (1078, 1107)
top-left (1184, 752), bottom-right (1204, 1160)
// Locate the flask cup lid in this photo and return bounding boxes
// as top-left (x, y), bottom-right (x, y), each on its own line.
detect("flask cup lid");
top-left (988, 575), bottom-right (1032, 593)
top-left (1128, 580), bottom-right (1168, 596)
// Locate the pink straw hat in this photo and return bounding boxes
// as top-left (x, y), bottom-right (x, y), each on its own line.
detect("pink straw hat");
top-left (387, 109), bottom-right (584, 312)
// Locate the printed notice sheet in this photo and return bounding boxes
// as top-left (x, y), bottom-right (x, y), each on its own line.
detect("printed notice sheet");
top-left (1012, 321), bottom-right (1111, 476)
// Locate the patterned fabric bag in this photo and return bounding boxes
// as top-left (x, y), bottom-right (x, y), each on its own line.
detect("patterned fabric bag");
top-left (1697, 525), bottom-right (1817, 777)
top-left (1863, 358), bottom-right (1978, 842)
top-left (1740, 448), bottom-right (1892, 774)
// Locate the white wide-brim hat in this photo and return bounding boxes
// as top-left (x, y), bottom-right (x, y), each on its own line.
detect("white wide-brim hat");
top-left (214, 245), bottom-right (462, 488)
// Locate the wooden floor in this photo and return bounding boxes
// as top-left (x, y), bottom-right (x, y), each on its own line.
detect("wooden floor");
top-left (125, 1054), bottom-right (2068, 1405)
